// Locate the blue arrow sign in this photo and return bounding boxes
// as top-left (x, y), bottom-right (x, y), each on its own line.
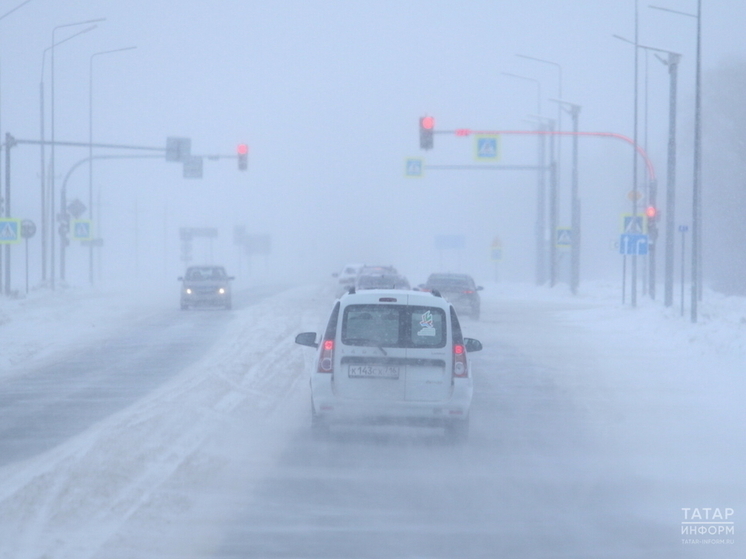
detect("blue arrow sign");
top-left (619, 233), bottom-right (648, 255)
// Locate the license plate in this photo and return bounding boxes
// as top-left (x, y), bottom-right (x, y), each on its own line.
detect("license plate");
top-left (348, 364), bottom-right (400, 379)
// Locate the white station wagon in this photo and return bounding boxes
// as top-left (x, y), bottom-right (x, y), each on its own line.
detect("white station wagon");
top-left (295, 288), bottom-right (482, 440)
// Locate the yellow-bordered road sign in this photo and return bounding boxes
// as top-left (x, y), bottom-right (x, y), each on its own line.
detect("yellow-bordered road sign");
top-left (72, 219), bottom-right (93, 241)
top-left (621, 213), bottom-right (647, 234)
top-left (556, 227), bottom-right (572, 249)
top-left (404, 157), bottom-right (424, 177)
top-left (0, 218), bottom-right (21, 244)
top-left (474, 134), bottom-right (500, 161)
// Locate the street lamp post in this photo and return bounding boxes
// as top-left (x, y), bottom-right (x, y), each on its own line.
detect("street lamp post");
top-left (658, 51), bottom-right (681, 308)
top-left (50, 18), bottom-right (105, 289)
top-left (550, 100), bottom-right (582, 295)
top-left (503, 72), bottom-right (545, 284)
top-left (40, 25), bottom-right (97, 287)
top-left (516, 54), bottom-right (563, 214)
top-left (0, 0), bottom-right (34, 295)
top-left (614, 34), bottom-right (682, 305)
top-left (650, 2), bottom-right (702, 322)
top-left (530, 115), bottom-right (558, 287)
top-left (89, 46), bottom-right (136, 285)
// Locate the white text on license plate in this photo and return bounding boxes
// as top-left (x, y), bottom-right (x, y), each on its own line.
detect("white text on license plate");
top-left (348, 365), bottom-right (400, 379)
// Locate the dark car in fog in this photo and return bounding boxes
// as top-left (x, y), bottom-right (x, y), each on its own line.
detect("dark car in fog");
top-left (420, 273), bottom-right (483, 320)
top-left (355, 273), bottom-right (411, 291)
top-left (179, 265), bottom-right (234, 310)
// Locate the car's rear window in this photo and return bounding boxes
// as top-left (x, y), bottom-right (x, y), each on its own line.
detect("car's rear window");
top-left (428, 276), bottom-right (472, 289)
top-left (341, 304), bottom-right (446, 348)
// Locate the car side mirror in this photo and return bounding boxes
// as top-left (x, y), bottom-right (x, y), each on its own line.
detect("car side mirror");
top-left (464, 338), bottom-right (483, 353)
top-left (476, 286), bottom-right (484, 291)
top-left (177, 277), bottom-right (183, 281)
top-left (332, 272), bottom-right (339, 278)
top-left (295, 332), bottom-right (318, 348)
top-left (228, 276), bottom-right (235, 280)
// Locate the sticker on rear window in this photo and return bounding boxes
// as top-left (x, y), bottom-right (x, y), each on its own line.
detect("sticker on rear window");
top-left (417, 310), bottom-right (436, 337)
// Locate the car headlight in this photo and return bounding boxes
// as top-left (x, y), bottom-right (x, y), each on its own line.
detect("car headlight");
top-left (218, 288), bottom-right (226, 294)
top-left (185, 288), bottom-right (192, 295)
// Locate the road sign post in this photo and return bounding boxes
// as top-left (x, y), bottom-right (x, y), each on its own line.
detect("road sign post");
top-left (21, 219), bottom-right (36, 294)
top-left (679, 225), bottom-right (689, 316)
top-left (490, 237), bottom-right (503, 282)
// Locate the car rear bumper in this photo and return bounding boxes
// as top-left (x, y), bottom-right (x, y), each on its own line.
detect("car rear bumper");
top-left (310, 375), bottom-right (472, 424)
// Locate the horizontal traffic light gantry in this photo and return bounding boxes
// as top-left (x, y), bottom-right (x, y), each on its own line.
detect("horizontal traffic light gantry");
top-left (419, 116), bottom-right (434, 150)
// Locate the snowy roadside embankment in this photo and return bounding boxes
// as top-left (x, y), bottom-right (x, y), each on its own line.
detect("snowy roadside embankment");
top-left (480, 280), bottom-right (746, 490)
top-left (0, 286), bottom-right (176, 378)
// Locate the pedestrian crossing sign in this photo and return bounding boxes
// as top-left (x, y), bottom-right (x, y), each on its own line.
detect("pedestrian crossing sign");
top-left (621, 214), bottom-right (647, 234)
top-left (405, 157), bottom-right (424, 178)
top-left (72, 219), bottom-right (93, 241)
top-left (474, 135), bottom-right (500, 161)
top-left (0, 218), bottom-right (21, 244)
top-left (555, 227), bottom-right (572, 249)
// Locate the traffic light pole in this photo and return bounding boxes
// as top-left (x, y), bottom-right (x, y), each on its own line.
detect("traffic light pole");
top-left (2, 134), bottom-right (244, 295)
top-left (6, 136), bottom-right (165, 291)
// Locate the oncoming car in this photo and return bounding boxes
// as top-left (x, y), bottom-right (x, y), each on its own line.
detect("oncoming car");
top-left (295, 289), bottom-right (483, 440)
top-left (178, 265), bottom-right (234, 310)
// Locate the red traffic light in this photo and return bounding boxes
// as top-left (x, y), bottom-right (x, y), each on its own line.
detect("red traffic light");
top-left (645, 206), bottom-right (658, 220)
top-left (419, 116), bottom-right (434, 150)
top-left (237, 144), bottom-right (248, 170)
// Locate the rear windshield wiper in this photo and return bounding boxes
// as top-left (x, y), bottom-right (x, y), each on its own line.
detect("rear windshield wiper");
top-left (344, 338), bottom-right (389, 355)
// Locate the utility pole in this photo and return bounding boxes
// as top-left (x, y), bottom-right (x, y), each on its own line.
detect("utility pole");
top-left (661, 52), bottom-right (681, 307)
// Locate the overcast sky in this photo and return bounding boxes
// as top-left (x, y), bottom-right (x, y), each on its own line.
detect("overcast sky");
top-left (1, 0), bottom-right (743, 288)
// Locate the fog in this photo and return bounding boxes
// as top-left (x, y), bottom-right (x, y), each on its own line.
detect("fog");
top-left (1, 2), bottom-right (745, 558)
top-left (1, 0), bottom-right (744, 292)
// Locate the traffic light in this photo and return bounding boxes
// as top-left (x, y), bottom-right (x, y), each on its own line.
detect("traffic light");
top-left (419, 116), bottom-right (434, 150)
top-left (645, 206), bottom-right (659, 240)
top-left (237, 144), bottom-right (248, 170)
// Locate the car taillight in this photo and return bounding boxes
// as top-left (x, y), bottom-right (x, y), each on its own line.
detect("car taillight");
top-left (318, 339), bottom-right (334, 373)
top-left (463, 290), bottom-right (474, 294)
top-left (453, 343), bottom-right (468, 378)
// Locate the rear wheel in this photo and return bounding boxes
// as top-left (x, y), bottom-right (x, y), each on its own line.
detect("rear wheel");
top-left (311, 401), bottom-right (330, 439)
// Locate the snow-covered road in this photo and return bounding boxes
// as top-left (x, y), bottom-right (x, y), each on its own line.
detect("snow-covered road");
top-left (0, 281), bottom-right (743, 558)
